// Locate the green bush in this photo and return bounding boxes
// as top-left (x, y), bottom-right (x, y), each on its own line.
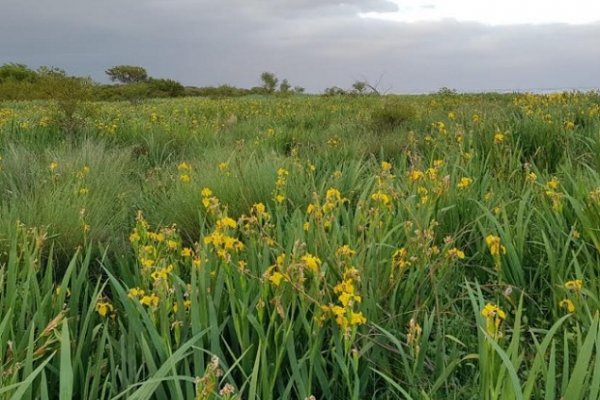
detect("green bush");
top-left (147, 78), bottom-right (185, 97)
top-left (370, 99), bottom-right (416, 131)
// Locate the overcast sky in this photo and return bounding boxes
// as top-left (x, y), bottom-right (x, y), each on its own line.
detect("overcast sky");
top-left (1, 0), bottom-right (599, 93)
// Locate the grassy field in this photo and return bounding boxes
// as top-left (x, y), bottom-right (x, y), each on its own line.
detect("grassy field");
top-left (1, 92), bottom-right (600, 399)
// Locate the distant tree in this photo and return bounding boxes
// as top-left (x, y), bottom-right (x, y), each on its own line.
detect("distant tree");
top-left (323, 86), bottom-right (347, 96)
top-left (436, 86), bottom-right (458, 96)
top-left (352, 80), bottom-right (367, 94)
top-left (260, 72), bottom-right (278, 94)
top-left (0, 63), bottom-right (38, 83)
top-left (352, 75), bottom-right (388, 95)
top-left (293, 86), bottom-right (305, 94)
top-left (279, 79), bottom-right (291, 93)
top-left (105, 65), bottom-right (148, 84)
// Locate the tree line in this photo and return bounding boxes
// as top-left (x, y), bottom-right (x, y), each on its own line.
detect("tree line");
top-left (0, 63), bottom-right (384, 102)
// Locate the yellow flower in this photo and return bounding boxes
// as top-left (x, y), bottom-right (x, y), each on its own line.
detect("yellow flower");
top-left (277, 168), bottom-right (288, 177)
top-left (216, 217), bottom-right (237, 230)
top-left (275, 194), bottom-right (286, 204)
top-left (392, 248), bottom-right (411, 271)
top-left (446, 247), bottom-right (465, 259)
top-left (371, 191), bottom-right (391, 206)
top-left (481, 303), bottom-right (506, 319)
top-left (181, 247), bottom-right (193, 257)
top-left (140, 294), bottom-right (160, 307)
top-left (408, 169), bottom-right (425, 183)
top-left (301, 254), bottom-right (321, 273)
top-left (481, 302), bottom-right (506, 337)
top-left (493, 131), bottom-right (505, 144)
top-left (252, 202), bottom-right (266, 215)
top-left (325, 188), bottom-right (342, 203)
top-left (275, 254), bottom-right (286, 266)
top-left (457, 177), bottom-right (473, 190)
top-left (547, 177), bottom-right (560, 190)
top-left (193, 257), bottom-right (202, 268)
top-left (336, 245), bottom-right (356, 258)
top-left (151, 265), bottom-right (173, 282)
top-left (485, 234), bottom-right (506, 257)
top-left (49, 161), bottom-right (59, 171)
top-left (177, 162), bottom-right (191, 171)
top-left (269, 271), bottom-right (284, 287)
top-left (128, 287), bottom-right (145, 298)
top-left (330, 305), bottom-right (347, 327)
top-left (96, 301), bottom-right (114, 318)
top-left (77, 165), bottom-right (90, 178)
top-left (350, 311), bottom-right (367, 325)
top-left (338, 292), bottom-right (357, 307)
top-left (425, 167), bottom-right (437, 180)
top-left (201, 187), bottom-right (213, 197)
top-left (179, 174), bottom-right (191, 183)
top-left (564, 279), bottom-right (583, 292)
top-left (129, 231), bottom-right (141, 243)
top-left (560, 299), bottom-right (575, 313)
top-left (141, 257), bottom-right (155, 268)
top-left (218, 162), bottom-right (229, 173)
top-left (526, 172), bottom-right (537, 182)
top-left (417, 186), bottom-right (429, 204)
top-left (327, 137), bottom-right (340, 147)
top-left (381, 161), bottom-right (392, 172)
top-left (148, 232), bottom-right (165, 242)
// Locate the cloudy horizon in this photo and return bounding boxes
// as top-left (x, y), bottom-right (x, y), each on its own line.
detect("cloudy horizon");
top-left (1, 0), bottom-right (599, 93)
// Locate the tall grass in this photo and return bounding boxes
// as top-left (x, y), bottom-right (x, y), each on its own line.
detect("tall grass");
top-left (0, 92), bottom-right (599, 398)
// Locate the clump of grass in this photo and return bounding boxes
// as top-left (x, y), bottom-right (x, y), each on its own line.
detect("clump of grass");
top-left (370, 98), bottom-right (417, 132)
top-left (0, 140), bottom-right (136, 262)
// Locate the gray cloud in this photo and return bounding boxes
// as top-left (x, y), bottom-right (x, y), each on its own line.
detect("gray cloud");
top-left (1, 0), bottom-right (598, 92)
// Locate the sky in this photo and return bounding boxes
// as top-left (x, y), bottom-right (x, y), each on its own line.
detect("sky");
top-left (1, 0), bottom-right (599, 93)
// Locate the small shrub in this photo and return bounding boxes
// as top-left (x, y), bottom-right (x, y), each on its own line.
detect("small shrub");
top-left (370, 100), bottom-right (416, 131)
top-left (41, 75), bottom-right (92, 135)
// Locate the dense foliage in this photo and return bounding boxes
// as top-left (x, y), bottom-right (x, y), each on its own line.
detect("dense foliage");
top-left (0, 63), bottom-right (303, 102)
top-left (1, 92), bottom-right (600, 399)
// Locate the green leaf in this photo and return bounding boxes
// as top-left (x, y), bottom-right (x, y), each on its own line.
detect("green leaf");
top-left (59, 319), bottom-right (73, 400)
top-left (563, 317), bottom-right (599, 399)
